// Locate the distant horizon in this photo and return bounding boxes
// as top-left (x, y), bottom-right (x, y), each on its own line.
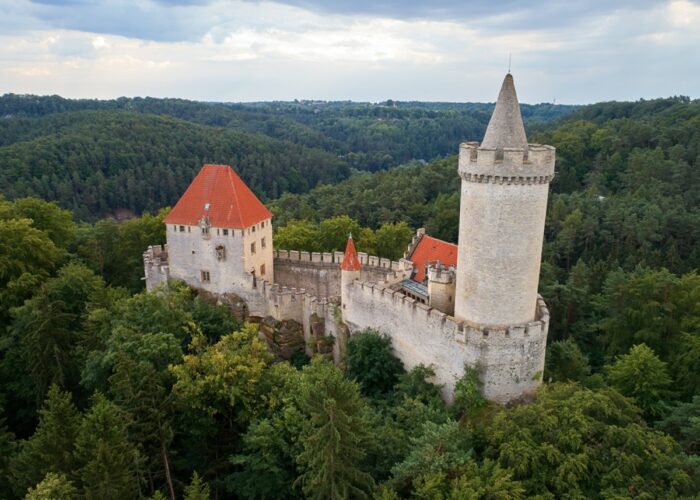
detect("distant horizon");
top-left (6, 91), bottom-right (698, 108)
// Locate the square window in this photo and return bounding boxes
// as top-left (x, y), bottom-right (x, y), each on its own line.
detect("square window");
top-left (201, 270), bottom-right (210, 282)
top-left (223, 229), bottom-right (229, 236)
top-left (179, 225), bottom-right (185, 232)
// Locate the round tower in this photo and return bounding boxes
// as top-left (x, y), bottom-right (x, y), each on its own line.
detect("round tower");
top-left (340, 234), bottom-right (361, 310)
top-left (454, 74), bottom-right (555, 326)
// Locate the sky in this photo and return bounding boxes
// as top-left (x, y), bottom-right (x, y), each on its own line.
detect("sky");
top-left (0, 0), bottom-right (699, 104)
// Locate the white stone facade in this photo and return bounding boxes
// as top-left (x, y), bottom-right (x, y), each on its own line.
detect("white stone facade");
top-left (163, 218), bottom-right (273, 294)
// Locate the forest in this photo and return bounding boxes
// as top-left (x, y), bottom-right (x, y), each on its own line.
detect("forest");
top-left (0, 94), bottom-right (699, 498)
top-left (0, 94), bottom-right (572, 220)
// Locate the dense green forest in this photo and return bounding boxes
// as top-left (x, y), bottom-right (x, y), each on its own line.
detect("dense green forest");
top-left (0, 94), bottom-right (573, 220)
top-left (1, 95), bottom-right (700, 498)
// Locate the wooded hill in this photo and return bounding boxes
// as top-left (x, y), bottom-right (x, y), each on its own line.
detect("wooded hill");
top-left (0, 94), bottom-right (574, 219)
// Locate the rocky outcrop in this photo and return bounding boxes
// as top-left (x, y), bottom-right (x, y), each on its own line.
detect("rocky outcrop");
top-left (258, 316), bottom-right (305, 360)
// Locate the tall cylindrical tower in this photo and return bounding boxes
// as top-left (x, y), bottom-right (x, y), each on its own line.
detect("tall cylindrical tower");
top-left (454, 74), bottom-right (555, 326)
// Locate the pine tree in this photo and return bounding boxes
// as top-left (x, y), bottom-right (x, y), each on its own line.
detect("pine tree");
top-left (184, 472), bottom-right (210, 500)
top-left (24, 472), bottom-right (77, 500)
top-left (74, 393), bottom-right (142, 500)
top-left (10, 385), bottom-right (80, 498)
top-left (295, 359), bottom-right (374, 499)
top-left (109, 356), bottom-right (175, 499)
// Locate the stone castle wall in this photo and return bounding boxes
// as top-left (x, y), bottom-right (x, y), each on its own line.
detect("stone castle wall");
top-left (273, 250), bottom-right (410, 299)
top-left (342, 277), bottom-right (549, 403)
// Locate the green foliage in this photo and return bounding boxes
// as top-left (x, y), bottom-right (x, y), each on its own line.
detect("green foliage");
top-left (295, 358), bottom-right (375, 499)
top-left (274, 216), bottom-right (413, 260)
top-left (24, 472), bottom-right (77, 500)
top-left (607, 344), bottom-right (673, 420)
top-left (76, 208), bottom-right (168, 291)
top-left (0, 216), bottom-right (61, 323)
top-left (11, 263), bottom-right (110, 404)
top-left (8, 197), bottom-right (76, 249)
top-left (73, 393), bottom-right (142, 500)
top-left (657, 396), bottom-right (700, 456)
top-left (170, 324), bottom-right (272, 421)
top-left (451, 366), bottom-right (487, 420)
top-left (346, 329), bottom-right (405, 398)
top-left (484, 383), bottom-right (695, 498)
top-left (374, 222), bottom-right (413, 261)
top-left (10, 386), bottom-right (80, 498)
top-left (390, 420), bottom-right (472, 495)
top-left (273, 219), bottom-right (321, 251)
top-left (184, 472), bottom-right (210, 500)
top-left (545, 338), bottom-right (591, 383)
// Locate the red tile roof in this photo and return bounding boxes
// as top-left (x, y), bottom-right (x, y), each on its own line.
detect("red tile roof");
top-left (408, 235), bottom-right (457, 281)
top-left (340, 235), bottom-right (361, 271)
top-left (164, 164), bottom-right (272, 228)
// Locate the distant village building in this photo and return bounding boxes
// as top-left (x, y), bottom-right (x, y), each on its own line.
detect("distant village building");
top-left (144, 74), bottom-right (555, 403)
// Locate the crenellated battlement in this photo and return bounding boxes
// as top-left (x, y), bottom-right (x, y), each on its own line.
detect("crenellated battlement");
top-left (426, 262), bottom-right (456, 284)
top-left (349, 278), bottom-right (548, 342)
top-left (274, 249), bottom-right (413, 274)
top-left (458, 141), bottom-right (555, 185)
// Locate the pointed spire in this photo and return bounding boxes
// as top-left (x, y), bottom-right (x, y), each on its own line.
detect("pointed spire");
top-left (340, 234), bottom-right (361, 271)
top-left (481, 73), bottom-right (528, 152)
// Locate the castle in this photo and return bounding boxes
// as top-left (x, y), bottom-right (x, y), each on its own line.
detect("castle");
top-left (143, 73), bottom-right (555, 403)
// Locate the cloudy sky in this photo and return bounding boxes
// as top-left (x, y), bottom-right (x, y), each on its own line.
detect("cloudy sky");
top-left (1, 0), bottom-right (698, 103)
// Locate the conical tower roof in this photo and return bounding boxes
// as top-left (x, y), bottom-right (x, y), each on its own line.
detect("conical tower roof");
top-left (481, 73), bottom-right (528, 151)
top-left (340, 234), bottom-right (361, 271)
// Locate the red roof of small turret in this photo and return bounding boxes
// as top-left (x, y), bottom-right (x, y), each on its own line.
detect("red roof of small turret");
top-left (164, 164), bottom-right (272, 228)
top-left (340, 235), bottom-right (361, 271)
top-left (408, 235), bottom-right (457, 281)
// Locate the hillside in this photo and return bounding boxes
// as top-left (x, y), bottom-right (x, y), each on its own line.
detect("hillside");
top-left (0, 94), bottom-right (574, 219)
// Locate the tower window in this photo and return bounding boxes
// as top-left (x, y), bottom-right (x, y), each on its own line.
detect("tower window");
top-left (201, 270), bottom-right (210, 282)
top-left (251, 242), bottom-right (256, 254)
top-left (216, 245), bottom-right (226, 261)
top-left (252, 225), bottom-right (256, 233)
top-left (223, 229), bottom-right (228, 236)
top-left (261, 237), bottom-right (266, 249)
top-left (260, 264), bottom-right (266, 276)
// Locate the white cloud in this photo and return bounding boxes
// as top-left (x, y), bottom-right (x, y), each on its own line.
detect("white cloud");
top-left (0, 0), bottom-right (698, 102)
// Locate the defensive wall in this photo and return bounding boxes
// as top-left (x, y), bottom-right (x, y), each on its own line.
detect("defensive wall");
top-left (342, 276), bottom-right (549, 403)
top-left (144, 245), bottom-right (414, 364)
top-left (273, 249), bottom-right (409, 298)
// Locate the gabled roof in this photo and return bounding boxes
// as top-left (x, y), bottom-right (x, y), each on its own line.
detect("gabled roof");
top-left (340, 235), bottom-right (361, 271)
top-left (408, 235), bottom-right (457, 282)
top-left (481, 73), bottom-right (528, 152)
top-left (164, 164), bottom-right (272, 228)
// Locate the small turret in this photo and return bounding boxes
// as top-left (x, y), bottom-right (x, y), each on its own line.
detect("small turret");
top-left (340, 234), bottom-right (361, 272)
top-left (340, 234), bottom-right (361, 315)
top-left (426, 262), bottom-right (455, 315)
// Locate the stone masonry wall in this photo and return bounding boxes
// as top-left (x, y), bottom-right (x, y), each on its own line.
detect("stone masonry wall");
top-left (273, 250), bottom-right (409, 299)
top-left (343, 278), bottom-right (549, 403)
